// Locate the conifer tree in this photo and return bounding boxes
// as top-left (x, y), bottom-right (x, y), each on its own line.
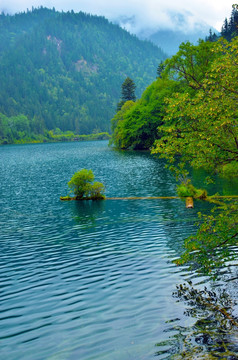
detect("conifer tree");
top-left (117, 77), bottom-right (136, 111)
top-left (221, 18), bottom-right (229, 38)
top-left (206, 29), bottom-right (218, 42)
top-left (121, 77), bottom-right (136, 102)
top-left (157, 61), bottom-right (165, 78)
top-left (221, 5), bottom-right (238, 40)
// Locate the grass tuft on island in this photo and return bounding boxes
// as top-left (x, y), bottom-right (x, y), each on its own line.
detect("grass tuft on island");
top-left (177, 180), bottom-right (208, 200)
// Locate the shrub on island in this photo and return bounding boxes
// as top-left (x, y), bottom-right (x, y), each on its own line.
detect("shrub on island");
top-left (61, 169), bottom-right (105, 200)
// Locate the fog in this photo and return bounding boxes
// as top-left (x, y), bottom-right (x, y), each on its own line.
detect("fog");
top-left (0, 0), bottom-right (234, 32)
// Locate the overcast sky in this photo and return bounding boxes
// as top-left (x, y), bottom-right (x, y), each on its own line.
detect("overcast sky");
top-left (0, 0), bottom-right (235, 32)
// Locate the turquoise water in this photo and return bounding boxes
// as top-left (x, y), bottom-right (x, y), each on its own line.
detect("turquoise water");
top-left (0, 141), bottom-right (236, 360)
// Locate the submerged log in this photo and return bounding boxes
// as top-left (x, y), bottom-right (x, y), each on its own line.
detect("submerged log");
top-left (186, 197), bottom-right (194, 208)
top-left (60, 195), bottom-right (237, 203)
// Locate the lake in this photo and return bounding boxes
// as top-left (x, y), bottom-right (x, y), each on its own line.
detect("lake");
top-left (0, 141), bottom-right (236, 359)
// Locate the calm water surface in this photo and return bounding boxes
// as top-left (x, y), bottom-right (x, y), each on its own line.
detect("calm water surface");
top-left (0, 141), bottom-right (236, 360)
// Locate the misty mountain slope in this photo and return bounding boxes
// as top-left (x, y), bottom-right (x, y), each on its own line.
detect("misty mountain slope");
top-left (116, 12), bottom-right (216, 56)
top-left (145, 28), bottom-right (210, 56)
top-left (0, 7), bottom-right (166, 135)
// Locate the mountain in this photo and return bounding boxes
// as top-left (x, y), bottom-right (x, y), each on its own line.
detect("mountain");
top-left (0, 7), bottom-right (166, 142)
top-left (142, 28), bottom-right (211, 56)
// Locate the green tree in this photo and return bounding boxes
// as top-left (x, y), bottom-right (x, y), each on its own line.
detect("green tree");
top-left (111, 78), bottom-right (181, 150)
top-left (90, 182), bottom-right (105, 200)
top-left (68, 169), bottom-right (94, 199)
top-left (157, 60), bottom-right (165, 78)
top-left (110, 100), bottom-right (135, 148)
top-left (206, 28), bottom-right (218, 42)
top-left (117, 77), bottom-right (136, 111)
top-left (176, 202), bottom-right (238, 274)
top-left (121, 77), bottom-right (136, 102)
top-left (153, 38), bottom-right (238, 177)
top-left (163, 40), bottom-right (215, 91)
top-left (221, 18), bottom-right (229, 38)
top-left (152, 33), bottom-right (238, 354)
top-left (67, 169), bottom-right (105, 200)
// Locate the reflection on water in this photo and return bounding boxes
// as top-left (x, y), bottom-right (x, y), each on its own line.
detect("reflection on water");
top-left (155, 279), bottom-right (238, 359)
top-left (0, 141), bottom-right (237, 360)
top-left (70, 200), bottom-right (105, 228)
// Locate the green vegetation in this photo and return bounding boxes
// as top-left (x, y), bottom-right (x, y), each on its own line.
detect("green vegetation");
top-left (111, 6), bottom-right (238, 156)
top-left (176, 202), bottom-right (238, 274)
top-left (47, 129), bottom-right (110, 143)
top-left (110, 78), bottom-right (181, 149)
top-left (117, 77), bottom-right (136, 111)
top-left (64, 169), bottom-right (105, 200)
top-left (0, 112), bottom-right (111, 144)
top-left (110, 5), bottom-right (238, 274)
top-left (0, 7), bottom-right (166, 145)
top-left (152, 39), bottom-right (238, 179)
top-left (176, 180), bottom-right (207, 200)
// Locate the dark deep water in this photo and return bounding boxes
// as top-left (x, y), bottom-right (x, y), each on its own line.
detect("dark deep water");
top-left (0, 141), bottom-right (237, 360)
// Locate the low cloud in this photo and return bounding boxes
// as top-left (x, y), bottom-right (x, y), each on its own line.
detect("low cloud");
top-left (0, 0), bottom-right (235, 32)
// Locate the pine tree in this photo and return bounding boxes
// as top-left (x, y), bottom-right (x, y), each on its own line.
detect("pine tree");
top-left (230, 6), bottom-right (238, 37)
top-left (121, 77), bottom-right (136, 102)
top-left (221, 18), bottom-right (229, 39)
top-left (117, 77), bottom-right (136, 111)
top-left (206, 29), bottom-right (218, 42)
top-left (221, 5), bottom-right (238, 40)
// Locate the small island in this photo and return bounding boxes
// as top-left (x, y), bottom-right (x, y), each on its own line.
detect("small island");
top-left (60, 169), bottom-right (105, 201)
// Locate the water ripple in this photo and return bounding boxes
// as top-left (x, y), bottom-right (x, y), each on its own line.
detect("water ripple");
top-left (0, 141), bottom-right (226, 360)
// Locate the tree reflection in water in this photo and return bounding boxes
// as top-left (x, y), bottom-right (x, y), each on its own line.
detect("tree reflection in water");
top-left (155, 279), bottom-right (238, 359)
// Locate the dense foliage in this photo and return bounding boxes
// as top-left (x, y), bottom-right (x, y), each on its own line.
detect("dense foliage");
top-left (0, 7), bottom-right (166, 144)
top-left (0, 112), bottom-right (111, 144)
top-left (153, 38), bottom-right (238, 178)
top-left (110, 39), bottom-right (218, 150)
top-left (110, 78), bottom-right (181, 149)
top-left (176, 180), bottom-right (207, 199)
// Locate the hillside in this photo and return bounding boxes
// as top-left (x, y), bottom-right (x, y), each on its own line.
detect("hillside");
top-left (0, 7), bottom-right (166, 143)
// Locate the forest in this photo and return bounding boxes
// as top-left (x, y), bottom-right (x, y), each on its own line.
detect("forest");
top-left (0, 7), bottom-right (166, 144)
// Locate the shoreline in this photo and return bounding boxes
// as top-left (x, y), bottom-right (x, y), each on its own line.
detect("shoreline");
top-left (0, 132), bottom-right (111, 146)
